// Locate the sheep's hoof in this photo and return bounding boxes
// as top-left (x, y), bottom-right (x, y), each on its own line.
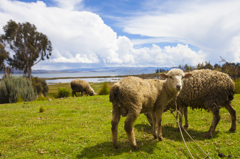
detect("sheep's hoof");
top-left (184, 125), bottom-right (189, 129)
top-left (203, 133), bottom-right (212, 139)
top-left (176, 127), bottom-right (183, 132)
top-left (131, 145), bottom-right (139, 150)
top-left (229, 127), bottom-right (236, 132)
top-left (113, 144), bottom-right (119, 149)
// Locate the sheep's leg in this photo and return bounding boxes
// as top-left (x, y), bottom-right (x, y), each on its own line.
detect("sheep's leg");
top-left (144, 112), bottom-right (153, 126)
top-left (81, 91), bottom-right (84, 97)
top-left (204, 109), bottom-right (220, 138)
top-left (111, 105), bottom-right (120, 149)
top-left (225, 102), bottom-right (236, 132)
top-left (151, 112), bottom-right (157, 139)
top-left (72, 91), bottom-right (75, 97)
top-left (154, 108), bottom-right (164, 141)
top-left (124, 112), bottom-right (139, 150)
top-left (178, 107), bottom-right (184, 129)
top-left (183, 107), bottom-right (189, 129)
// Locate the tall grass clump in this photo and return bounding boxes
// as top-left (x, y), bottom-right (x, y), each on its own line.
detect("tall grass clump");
top-left (32, 77), bottom-right (49, 97)
top-left (234, 79), bottom-right (240, 94)
top-left (0, 76), bottom-right (36, 104)
top-left (98, 82), bottom-right (111, 95)
top-left (57, 87), bottom-right (70, 98)
top-left (39, 106), bottom-right (45, 113)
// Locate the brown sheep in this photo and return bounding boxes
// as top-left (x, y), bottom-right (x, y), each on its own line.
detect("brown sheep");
top-left (145, 69), bottom-right (236, 138)
top-left (109, 69), bottom-right (192, 149)
top-left (70, 79), bottom-right (96, 97)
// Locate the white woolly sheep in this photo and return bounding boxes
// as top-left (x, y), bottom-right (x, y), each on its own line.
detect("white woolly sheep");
top-left (109, 69), bottom-right (192, 149)
top-left (70, 79), bottom-right (96, 97)
top-left (145, 69), bottom-right (236, 138)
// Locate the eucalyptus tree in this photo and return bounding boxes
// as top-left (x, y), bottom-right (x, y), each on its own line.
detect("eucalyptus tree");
top-left (1, 20), bottom-right (52, 81)
top-left (0, 43), bottom-right (9, 77)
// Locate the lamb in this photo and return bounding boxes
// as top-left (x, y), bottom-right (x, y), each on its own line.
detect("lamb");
top-left (70, 79), bottom-right (96, 97)
top-left (145, 69), bottom-right (236, 138)
top-left (109, 69), bottom-right (192, 149)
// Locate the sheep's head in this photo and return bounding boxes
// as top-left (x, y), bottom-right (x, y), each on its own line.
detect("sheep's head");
top-left (88, 87), bottom-right (97, 96)
top-left (160, 69), bottom-right (192, 92)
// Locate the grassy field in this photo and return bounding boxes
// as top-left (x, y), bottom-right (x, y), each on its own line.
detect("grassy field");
top-left (0, 83), bottom-right (240, 158)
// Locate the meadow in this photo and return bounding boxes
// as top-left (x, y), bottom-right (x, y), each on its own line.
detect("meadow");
top-left (0, 82), bottom-right (240, 158)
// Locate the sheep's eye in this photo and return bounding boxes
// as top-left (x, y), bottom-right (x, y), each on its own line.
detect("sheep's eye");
top-left (170, 76), bottom-right (173, 79)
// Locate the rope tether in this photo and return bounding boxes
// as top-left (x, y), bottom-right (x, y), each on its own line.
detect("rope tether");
top-left (172, 96), bottom-right (212, 159)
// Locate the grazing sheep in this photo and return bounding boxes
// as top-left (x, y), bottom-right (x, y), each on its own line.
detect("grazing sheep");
top-left (70, 79), bottom-right (96, 97)
top-left (145, 69), bottom-right (236, 138)
top-left (109, 69), bottom-right (192, 149)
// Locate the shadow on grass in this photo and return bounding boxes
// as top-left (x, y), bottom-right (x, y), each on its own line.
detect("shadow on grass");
top-left (77, 140), bottom-right (158, 158)
top-left (134, 124), bottom-right (220, 141)
top-left (77, 124), bottom-right (224, 158)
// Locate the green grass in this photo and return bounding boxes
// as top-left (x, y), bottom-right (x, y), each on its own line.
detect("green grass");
top-left (47, 82), bottom-right (104, 97)
top-left (0, 91), bottom-right (240, 158)
top-left (235, 79), bottom-right (240, 94)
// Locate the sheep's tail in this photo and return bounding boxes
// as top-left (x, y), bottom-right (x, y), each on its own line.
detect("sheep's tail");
top-left (109, 83), bottom-right (120, 102)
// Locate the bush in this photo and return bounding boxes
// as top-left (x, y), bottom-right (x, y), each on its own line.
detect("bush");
top-left (57, 87), bottom-right (70, 98)
top-left (47, 92), bottom-right (57, 99)
top-left (35, 95), bottom-right (48, 101)
top-left (32, 77), bottom-right (48, 97)
top-left (98, 82), bottom-right (111, 95)
top-left (17, 95), bottom-right (24, 103)
top-left (0, 76), bottom-right (36, 104)
top-left (39, 106), bottom-right (45, 113)
top-left (235, 79), bottom-right (240, 94)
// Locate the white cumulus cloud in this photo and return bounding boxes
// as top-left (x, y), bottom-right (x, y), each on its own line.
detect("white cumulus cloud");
top-left (0, 0), bottom-right (209, 70)
top-left (122, 0), bottom-right (240, 64)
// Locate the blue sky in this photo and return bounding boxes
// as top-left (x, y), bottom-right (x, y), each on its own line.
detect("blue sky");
top-left (0, 0), bottom-right (240, 70)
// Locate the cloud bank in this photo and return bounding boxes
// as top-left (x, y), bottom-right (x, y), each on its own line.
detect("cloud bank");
top-left (0, 0), bottom-right (226, 70)
top-left (123, 0), bottom-right (240, 64)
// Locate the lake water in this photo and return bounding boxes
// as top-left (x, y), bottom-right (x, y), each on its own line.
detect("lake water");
top-left (0, 70), bottom-right (154, 84)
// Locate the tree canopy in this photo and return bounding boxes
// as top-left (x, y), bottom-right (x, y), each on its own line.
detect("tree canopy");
top-left (1, 20), bottom-right (52, 81)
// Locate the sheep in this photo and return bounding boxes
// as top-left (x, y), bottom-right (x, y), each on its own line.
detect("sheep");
top-left (144, 69), bottom-right (236, 139)
top-left (70, 79), bottom-right (96, 97)
top-left (109, 69), bottom-right (192, 149)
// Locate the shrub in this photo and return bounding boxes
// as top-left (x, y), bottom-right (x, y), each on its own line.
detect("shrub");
top-left (235, 79), bottom-right (240, 94)
top-left (48, 92), bottom-right (58, 99)
top-left (0, 76), bottom-right (36, 104)
top-left (57, 87), bottom-right (70, 98)
top-left (32, 77), bottom-right (49, 97)
top-left (17, 95), bottom-right (24, 103)
top-left (35, 95), bottom-right (48, 101)
top-left (98, 82), bottom-right (111, 95)
top-left (39, 106), bottom-right (45, 113)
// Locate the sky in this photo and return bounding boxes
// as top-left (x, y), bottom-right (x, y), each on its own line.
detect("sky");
top-left (0, 0), bottom-right (240, 70)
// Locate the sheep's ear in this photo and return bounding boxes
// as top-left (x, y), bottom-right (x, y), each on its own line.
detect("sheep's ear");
top-left (160, 73), bottom-right (168, 79)
top-left (183, 73), bottom-right (192, 78)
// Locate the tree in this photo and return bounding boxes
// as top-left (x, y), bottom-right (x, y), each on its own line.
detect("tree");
top-left (204, 61), bottom-right (213, 70)
top-left (214, 63), bottom-right (221, 70)
top-left (1, 20), bottom-right (52, 81)
top-left (0, 43), bottom-right (9, 77)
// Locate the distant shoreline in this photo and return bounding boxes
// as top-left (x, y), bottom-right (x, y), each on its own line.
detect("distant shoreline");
top-left (0, 73), bottom-right (158, 82)
top-left (40, 74), bottom-right (146, 80)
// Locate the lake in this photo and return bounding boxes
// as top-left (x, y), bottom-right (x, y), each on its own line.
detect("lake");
top-left (0, 70), bottom-right (154, 84)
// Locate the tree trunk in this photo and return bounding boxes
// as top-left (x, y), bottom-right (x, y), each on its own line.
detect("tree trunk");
top-left (4, 67), bottom-right (7, 78)
top-left (28, 66), bottom-right (32, 82)
top-left (3, 63), bottom-right (7, 78)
